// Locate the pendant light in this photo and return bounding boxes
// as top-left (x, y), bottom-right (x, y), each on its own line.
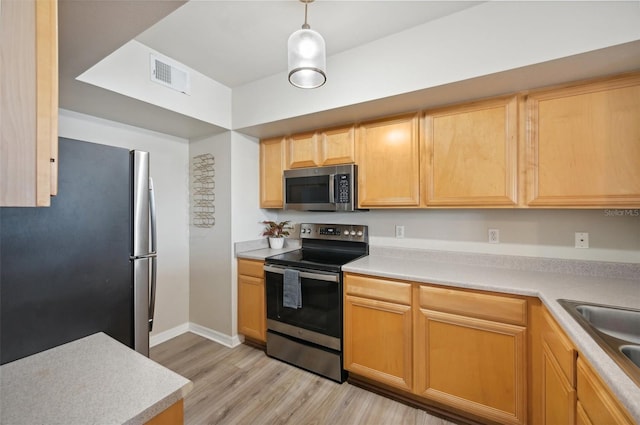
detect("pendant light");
top-left (288, 0), bottom-right (326, 89)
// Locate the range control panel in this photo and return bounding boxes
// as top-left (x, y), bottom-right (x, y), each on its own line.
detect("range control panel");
top-left (299, 223), bottom-right (368, 243)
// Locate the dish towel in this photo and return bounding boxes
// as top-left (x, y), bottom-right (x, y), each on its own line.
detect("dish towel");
top-left (283, 269), bottom-right (302, 309)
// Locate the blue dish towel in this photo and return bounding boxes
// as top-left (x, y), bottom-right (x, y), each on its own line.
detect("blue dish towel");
top-left (283, 269), bottom-right (302, 309)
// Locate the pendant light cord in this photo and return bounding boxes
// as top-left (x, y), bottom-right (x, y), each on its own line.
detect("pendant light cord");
top-left (302, 2), bottom-right (310, 29)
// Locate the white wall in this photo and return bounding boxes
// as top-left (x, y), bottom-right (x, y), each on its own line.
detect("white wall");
top-left (233, 1), bottom-right (640, 129)
top-left (275, 209), bottom-right (640, 263)
top-left (58, 109), bottom-right (191, 335)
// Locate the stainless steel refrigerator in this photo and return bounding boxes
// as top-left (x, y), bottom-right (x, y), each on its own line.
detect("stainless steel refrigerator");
top-left (0, 138), bottom-right (157, 364)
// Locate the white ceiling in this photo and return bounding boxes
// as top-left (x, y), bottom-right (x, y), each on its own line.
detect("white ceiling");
top-left (135, 1), bottom-right (483, 88)
top-left (58, 1), bottom-right (484, 137)
top-left (58, 1), bottom-right (640, 139)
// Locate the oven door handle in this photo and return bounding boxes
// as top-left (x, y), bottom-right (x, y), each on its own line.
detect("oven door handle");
top-left (263, 265), bottom-right (339, 283)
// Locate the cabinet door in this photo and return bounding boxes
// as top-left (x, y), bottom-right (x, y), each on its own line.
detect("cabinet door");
top-left (286, 132), bottom-right (320, 169)
top-left (260, 137), bottom-right (285, 208)
top-left (526, 74), bottom-right (640, 207)
top-left (542, 343), bottom-right (576, 425)
top-left (1, 0), bottom-right (58, 206)
top-left (423, 96), bottom-right (518, 206)
top-left (237, 273), bottom-right (266, 342)
top-left (344, 294), bottom-right (412, 392)
top-left (539, 308), bottom-right (577, 425)
top-left (576, 357), bottom-right (634, 425)
top-left (414, 308), bottom-right (526, 425)
top-left (320, 126), bottom-right (355, 166)
top-left (356, 114), bottom-right (420, 207)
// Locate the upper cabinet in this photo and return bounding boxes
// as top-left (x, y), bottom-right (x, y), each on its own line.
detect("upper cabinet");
top-left (319, 126), bottom-right (356, 166)
top-left (1, 0), bottom-right (58, 207)
top-left (356, 114), bottom-right (421, 208)
top-left (259, 137), bottom-right (285, 208)
top-left (259, 71), bottom-right (640, 210)
top-left (423, 96), bottom-right (519, 207)
top-left (526, 74), bottom-right (640, 207)
top-left (286, 132), bottom-right (320, 169)
top-left (285, 125), bottom-right (356, 169)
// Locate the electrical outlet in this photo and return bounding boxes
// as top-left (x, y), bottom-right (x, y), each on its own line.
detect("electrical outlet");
top-left (395, 225), bottom-right (405, 239)
top-left (488, 228), bottom-right (500, 244)
top-left (575, 232), bottom-right (589, 249)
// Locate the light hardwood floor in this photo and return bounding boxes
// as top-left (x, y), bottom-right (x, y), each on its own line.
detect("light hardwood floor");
top-left (151, 332), bottom-right (457, 425)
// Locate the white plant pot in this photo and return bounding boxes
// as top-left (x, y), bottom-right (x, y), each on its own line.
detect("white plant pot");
top-left (268, 237), bottom-right (285, 249)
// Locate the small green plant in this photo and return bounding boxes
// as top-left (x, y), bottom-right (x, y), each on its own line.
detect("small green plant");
top-left (261, 220), bottom-right (291, 238)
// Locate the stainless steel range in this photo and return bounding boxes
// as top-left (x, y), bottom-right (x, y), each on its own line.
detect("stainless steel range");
top-left (264, 223), bottom-right (369, 382)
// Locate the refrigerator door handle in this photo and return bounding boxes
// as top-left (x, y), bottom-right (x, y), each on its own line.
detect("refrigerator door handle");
top-left (148, 177), bottom-right (157, 332)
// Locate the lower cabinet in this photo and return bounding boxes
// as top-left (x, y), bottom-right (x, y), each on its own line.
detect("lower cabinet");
top-left (237, 259), bottom-right (266, 343)
top-left (540, 308), bottom-right (577, 425)
top-left (343, 273), bottom-right (528, 425)
top-left (414, 285), bottom-right (527, 425)
top-left (576, 356), bottom-right (634, 425)
top-left (343, 273), bottom-right (413, 392)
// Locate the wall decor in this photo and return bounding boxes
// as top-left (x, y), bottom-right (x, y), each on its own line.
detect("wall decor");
top-left (192, 153), bottom-right (215, 228)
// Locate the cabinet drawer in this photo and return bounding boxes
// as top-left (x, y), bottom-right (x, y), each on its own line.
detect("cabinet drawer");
top-left (344, 273), bottom-right (411, 305)
top-left (418, 285), bottom-right (527, 325)
top-left (542, 308), bottom-right (576, 386)
top-left (237, 258), bottom-right (264, 278)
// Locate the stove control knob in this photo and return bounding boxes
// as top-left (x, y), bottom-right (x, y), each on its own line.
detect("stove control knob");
top-left (350, 230), bottom-right (356, 236)
top-left (301, 228), bottom-right (308, 234)
top-left (343, 230), bottom-right (350, 236)
top-left (356, 230), bottom-right (363, 237)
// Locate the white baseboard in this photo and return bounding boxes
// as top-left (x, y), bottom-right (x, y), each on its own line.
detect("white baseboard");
top-left (150, 322), bottom-right (243, 348)
top-left (150, 323), bottom-right (190, 347)
top-left (188, 322), bottom-right (243, 348)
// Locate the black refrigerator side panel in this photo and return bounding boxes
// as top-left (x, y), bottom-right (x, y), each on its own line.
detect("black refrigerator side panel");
top-left (0, 138), bottom-right (132, 364)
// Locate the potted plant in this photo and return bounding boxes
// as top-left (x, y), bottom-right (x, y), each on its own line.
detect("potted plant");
top-left (262, 220), bottom-right (291, 249)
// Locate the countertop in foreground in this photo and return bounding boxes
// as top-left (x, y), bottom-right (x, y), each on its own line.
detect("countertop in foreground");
top-left (343, 249), bottom-right (640, 423)
top-left (0, 333), bottom-right (193, 425)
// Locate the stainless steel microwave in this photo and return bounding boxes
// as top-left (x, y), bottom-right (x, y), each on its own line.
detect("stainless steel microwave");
top-left (283, 164), bottom-right (359, 211)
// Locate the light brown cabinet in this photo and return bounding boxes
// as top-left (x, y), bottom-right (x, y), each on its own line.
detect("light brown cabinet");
top-left (356, 114), bottom-right (421, 208)
top-left (576, 356), bottom-right (634, 425)
top-left (285, 126), bottom-right (355, 169)
top-left (526, 73), bottom-right (640, 207)
top-left (414, 285), bottom-right (527, 425)
top-left (319, 126), bottom-right (356, 166)
top-left (1, 0), bottom-right (59, 207)
top-left (422, 96), bottom-right (519, 206)
top-left (540, 308), bottom-right (577, 425)
top-left (286, 132), bottom-right (320, 169)
top-left (259, 137), bottom-right (285, 208)
top-left (343, 273), bottom-right (413, 392)
top-left (237, 259), bottom-right (266, 343)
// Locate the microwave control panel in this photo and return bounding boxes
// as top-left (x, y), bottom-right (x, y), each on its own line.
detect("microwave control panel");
top-left (336, 174), bottom-right (351, 203)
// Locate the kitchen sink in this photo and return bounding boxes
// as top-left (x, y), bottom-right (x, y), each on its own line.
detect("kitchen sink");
top-left (621, 346), bottom-right (640, 369)
top-left (574, 304), bottom-right (640, 344)
top-left (558, 299), bottom-right (640, 387)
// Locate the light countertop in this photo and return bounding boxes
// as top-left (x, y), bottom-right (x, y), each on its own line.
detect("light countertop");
top-left (0, 332), bottom-right (193, 425)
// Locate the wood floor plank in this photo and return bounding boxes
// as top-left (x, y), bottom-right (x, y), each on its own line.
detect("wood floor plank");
top-left (150, 332), bottom-right (457, 425)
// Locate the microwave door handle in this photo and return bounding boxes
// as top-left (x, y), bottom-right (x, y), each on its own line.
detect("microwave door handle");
top-left (329, 174), bottom-right (336, 203)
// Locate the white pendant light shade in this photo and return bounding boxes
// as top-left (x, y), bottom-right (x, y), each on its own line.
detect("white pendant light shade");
top-left (288, 1), bottom-right (326, 89)
top-left (288, 29), bottom-right (326, 89)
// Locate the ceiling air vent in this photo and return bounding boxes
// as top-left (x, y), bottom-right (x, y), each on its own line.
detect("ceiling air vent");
top-left (150, 54), bottom-right (191, 95)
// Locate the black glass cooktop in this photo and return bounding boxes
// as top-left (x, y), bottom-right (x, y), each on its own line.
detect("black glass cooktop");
top-left (266, 248), bottom-right (367, 273)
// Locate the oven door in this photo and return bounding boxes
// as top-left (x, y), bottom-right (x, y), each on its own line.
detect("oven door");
top-left (264, 265), bottom-right (342, 350)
